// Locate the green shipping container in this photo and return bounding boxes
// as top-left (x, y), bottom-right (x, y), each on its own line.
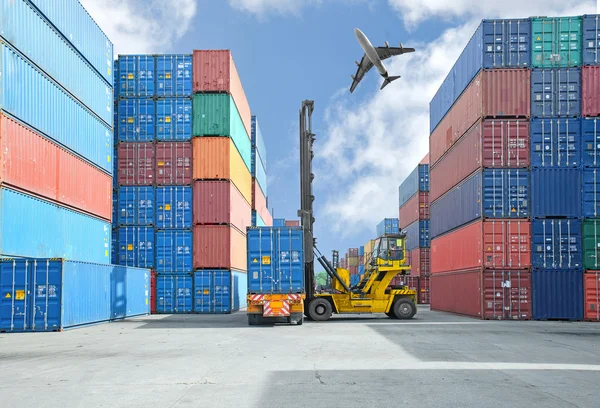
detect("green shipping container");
top-left (532, 16), bottom-right (582, 68)
top-left (192, 94), bottom-right (251, 172)
top-left (583, 219), bottom-right (600, 270)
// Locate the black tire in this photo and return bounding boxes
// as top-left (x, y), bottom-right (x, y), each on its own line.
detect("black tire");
top-left (308, 298), bottom-right (333, 321)
top-left (248, 314), bottom-right (262, 326)
top-left (385, 311), bottom-right (396, 319)
top-left (392, 298), bottom-right (417, 320)
top-left (288, 313), bottom-right (304, 326)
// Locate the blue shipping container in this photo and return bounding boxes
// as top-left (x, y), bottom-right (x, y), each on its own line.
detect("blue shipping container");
top-left (247, 227), bottom-right (304, 294)
top-left (350, 274), bottom-right (360, 286)
top-left (531, 168), bottom-right (581, 218)
top-left (117, 186), bottom-right (155, 226)
top-left (582, 117), bottom-right (600, 167)
top-left (532, 219), bottom-right (582, 269)
top-left (0, 188), bottom-right (110, 263)
top-left (359, 246), bottom-right (365, 256)
top-left (155, 186), bottom-right (192, 229)
top-left (194, 270), bottom-right (248, 314)
top-left (404, 220), bottom-right (430, 251)
top-left (582, 168), bottom-right (600, 218)
top-left (377, 218), bottom-right (400, 237)
top-left (358, 265), bottom-right (365, 275)
top-left (252, 211), bottom-right (267, 227)
top-left (583, 15), bottom-right (600, 65)
top-left (399, 164), bottom-right (429, 207)
top-left (430, 18), bottom-right (531, 133)
top-left (251, 115), bottom-right (267, 169)
top-left (155, 274), bottom-right (193, 313)
top-left (155, 230), bottom-right (192, 274)
top-left (0, 0), bottom-right (112, 125)
top-left (530, 118), bottom-right (581, 167)
top-left (531, 68), bottom-right (581, 118)
top-left (0, 258), bottom-right (149, 332)
top-left (111, 229), bottom-right (118, 265)
top-left (252, 146), bottom-right (268, 197)
top-left (532, 269), bottom-right (584, 320)
top-left (0, 42), bottom-right (112, 173)
top-left (117, 55), bottom-right (155, 97)
top-left (117, 227), bottom-right (155, 268)
top-left (273, 219), bottom-right (286, 227)
top-left (155, 54), bottom-right (192, 97)
top-left (28, 0), bottom-right (114, 85)
top-left (156, 98), bottom-right (192, 141)
top-left (117, 99), bottom-right (155, 142)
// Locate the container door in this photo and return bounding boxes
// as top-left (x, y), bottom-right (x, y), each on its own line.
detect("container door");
top-left (0, 260), bottom-right (29, 331)
top-left (194, 272), bottom-right (212, 313)
top-left (213, 271), bottom-right (231, 313)
top-left (276, 228), bottom-right (304, 293)
top-left (174, 276), bottom-right (192, 313)
top-left (29, 260), bottom-right (62, 331)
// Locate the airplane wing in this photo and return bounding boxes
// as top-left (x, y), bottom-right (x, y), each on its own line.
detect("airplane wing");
top-left (375, 46), bottom-right (415, 61)
top-left (350, 54), bottom-right (374, 93)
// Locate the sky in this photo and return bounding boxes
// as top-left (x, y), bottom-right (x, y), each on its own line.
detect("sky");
top-left (82, 0), bottom-right (596, 259)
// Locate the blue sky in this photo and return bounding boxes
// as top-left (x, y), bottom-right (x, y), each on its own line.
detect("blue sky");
top-left (83, 0), bottom-right (595, 260)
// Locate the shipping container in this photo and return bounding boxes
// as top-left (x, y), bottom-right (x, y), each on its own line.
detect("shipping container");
top-left (531, 168), bottom-right (581, 218)
top-left (156, 186), bottom-right (192, 229)
top-left (429, 19), bottom-right (531, 133)
top-left (117, 142), bottom-right (155, 186)
top-left (117, 226), bottom-right (155, 268)
top-left (583, 15), bottom-right (600, 65)
top-left (251, 116), bottom-right (267, 169)
top-left (531, 17), bottom-right (582, 68)
top-left (584, 271), bottom-right (600, 321)
top-left (192, 50), bottom-right (252, 139)
top-left (0, 114), bottom-right (112, 221)
top-left (431, 269), bottom-right (532, 319)
top-left (404, 220), bottom-right (430, 251)
top-left (116, 186), bottom-right (155, 226)
top-left (155, 273), bottom-right (193, 313)
top-left (0, 188), bottom-right (110, 263)
top-left (192, 94), bottom-right (251, 172)
top-left (399, 192), bottom-right (429, 228)
top-left (155, 54), bottom-right (192, 97)
top-left (349, 248), bottom-right (359, 257)
top-left (532, 219), bottom-right (582, 269)
top-left (430, 69), bottom-right (531, 166)
top-left (532, 269), bottom-right (583, 320)
top-left (150, 270), bottom-right (156, 314)
top-left (582, 169), bottom-right (600, 218)
top-left (155, 142), bottom-right (192, 185)
top-left (193, 225), bottom-right (247, 270)
top-left (191, 137), bottom-right (252, 204)
top-left (252, 147), bottom-right (268, 197)
top-left (430, 219), bottom-right (531, 273)
top-left (252, 210), bottom-right (267, 227)
top-left (419, 275), bottom-right (430, 304)
top-left (273, 219), bottom-right (286, 227)
top-left (0, 258), bottom-right (149, 332)
top-left (582, 117), bottom-right (600, 167)
top-left (193, 181), bottom-right (251, 233)
top-left (117, 99), bottom-right (155, 142)
top-left (0, 0), bottom-right (112, 125)
top-left (247, 227), bottom-right (304, 294)
top-left (28, 0), bottom-right (113, 84)
top-left (531, 68), bottom-right (581, 118)
top-left (530, 118), bottom-right (581, 167)
top-left (116, 55), bottom-right (154, 97)
top-left (583, 219), bottom-right (600, 269)
top-left (284, 220), bottom-right (299, 227)
top-left (155, 230), bottom-right (192, 274)
top-left (252, 179), bottom-right (271, 227)
top-left (409, 248), bottom-right (430, 276)
top-left (111, 229), bottom-right (118, 265)
top-left (398, 164), bottom-right (429, 208)
top-left (348, 257), bottom-right (359, 267)
top-left (582, 66), bottom-right (600, 117)
top-left (0, 42), bottom-right (112, 173)
top-left (156, 98), bottom-right (192, 141)
top-left (194, 270), bottom-right (248, 313)
top-left (377, 218), bottom-right (399, 237)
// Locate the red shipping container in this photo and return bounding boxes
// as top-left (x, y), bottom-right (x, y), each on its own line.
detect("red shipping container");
top-left (150, 271), bottom-right (157, 314)
top-left (349, 248), bottom-right (359, 257)
top-left (252, 179), bottom-right (271, 226)
top-left (420, 154), bottom-right (429, 165)
top-left (349, 266), bottom-right (358, 275)
top-left (193, 180), bottom-right (251, 234)
top-left (430, 69), bottom-right (531, 166)
top-left (0, 114), bottom-right (112, 221)
top-left (430, 119), bottom-right (530, 203)
top-left (430, 219), bottom-right (531, 274)
top-left (431, 269), bottom-right (531, 319)
top-left (192, 50), bottom-right (252, 140)
top-left (409, 248), bottom-right (430, 277)
top-left (193, 225), bottom-right (247, 271)
top-left (285, 220), bottom-right (300, 227)
top-left (582, 66), bottom-right (600, 117)
top-left (584, 271), bottom-right (600, 322)
top-left (117, 142), bottom-right (155, 185)
top-left (399, 192), bottom-right (429, 228)
top-left (419, 276), bottom-right (430, 304)
top-left (155, 142), bottom-right (192, 185)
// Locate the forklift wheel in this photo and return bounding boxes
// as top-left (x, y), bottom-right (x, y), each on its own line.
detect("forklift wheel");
top-left (308, 298), bottom-right (333, 321)
top-left (289, 313), bottom-right (304, 326)
top-left (392, 298), bottom-right (417, 320)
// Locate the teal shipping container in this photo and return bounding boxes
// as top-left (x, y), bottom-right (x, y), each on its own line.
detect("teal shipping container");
top-left (0, 258), bottom-right (149, 332)
top-left (193, 270), bottom-right (247, 314)
top-left (532, 16), bottom-right (582, 67)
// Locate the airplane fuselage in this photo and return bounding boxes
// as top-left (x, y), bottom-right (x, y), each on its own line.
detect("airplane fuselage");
top-left (354, 28), bottom-right (388, 77)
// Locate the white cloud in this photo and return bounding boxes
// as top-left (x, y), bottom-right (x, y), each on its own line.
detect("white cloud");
top-left (79, 0), bottom-right (197, 55)
top-left (228, 0), bottom-right (368, 18)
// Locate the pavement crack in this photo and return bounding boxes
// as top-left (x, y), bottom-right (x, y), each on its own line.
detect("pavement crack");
top-left (314, 370), bottom-right (325, 385)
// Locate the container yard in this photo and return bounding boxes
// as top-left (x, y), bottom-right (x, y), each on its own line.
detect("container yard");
top-left (3, 3), bottom-right (600, 408)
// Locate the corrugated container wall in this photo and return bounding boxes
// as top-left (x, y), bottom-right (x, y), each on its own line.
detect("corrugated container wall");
top-left (155, 54), bottom-right (193, 97)
top-left (155, 186), bottom-right (192, 229)
top-left (116, 186), bottom-right (155, 226)
top-left (117, 99), bottom-right (155, 142)
top-left (155, 230), bottom-right (192, 274)
top-left (117, 143), bottom-right (155, 186)
top-left (404, 220), bottom-right (430, 251)
top-left (156, 98), bottom-right (193, 141)
top-left (193, 225), bottom-right (247, 270)
top-left (531, 219), bottom-right (582, 270)
top-left (377, 218), bottom-right (399, 237)
top-left (582, 169), bottom-right (600, 218)
top-left (582, 220), bottom-right (600, 270)
top-left (584, 271), bottom-right (600, 321)
top-left (582, 118), bottom-right (600, 167)
top-left (531, 17), bottom-right (582, 68)
top-left (399, 192), bottom-right (429, 228)
top-left (252, 179), bottom-right (271, 227)
top-left (530, 118), bottom-right (581, 167)
top-left (530, 68), bottom-right (581, 117)
top-left (583, 15), bottom-right (600, 65)
top-left (399, 164), bottom-right (429, 208)
top-left (155, 142), bottom-right (192, 185)
top-left (532, 269), bottom-right (584, 320)
top-left (251, 116), bottom-right (267, 170)
top-left (530, 168), bottom-right (581, 218)
top-left (117, 226), bottom-right (155, 268)
top-left (194, 270), bottom-right (248, 314)
top-left (155, 274), bottom-right (193, 314)
top-left (193, 180), bottom-right (251, 233)
top-left (582, 66), bottom-right (600, 117)
top-left (409, 248), bottom-right (430, 277)
top-left (117, 55), bottom-right (154, 97)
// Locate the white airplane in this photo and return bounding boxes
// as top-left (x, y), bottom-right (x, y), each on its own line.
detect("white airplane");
top-left (350, 28), bottom-right (415, 93)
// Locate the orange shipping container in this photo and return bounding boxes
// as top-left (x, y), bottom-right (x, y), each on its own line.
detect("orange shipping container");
top-left (193, 225), bottom-right (247, 271)
top-left (192, 137), bottom-right (252, 204)
top-left (192, 50), bottom-right (252, 140)
top-left (584, 272), bottom-right (600, 322)
top-left (0, 114), bottom-right (112, 221)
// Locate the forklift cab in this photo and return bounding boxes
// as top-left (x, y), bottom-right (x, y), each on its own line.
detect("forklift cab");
top-left (371, 234), bottom-right (407, 269)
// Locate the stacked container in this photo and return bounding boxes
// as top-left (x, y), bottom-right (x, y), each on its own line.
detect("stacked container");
top-left (355, 246), bottom-right (365, 286)
top-left (0, 0), bottom-right (113, 262)
top-left (251, 116), bottom-right (273, 227)
top-left (398, 155), bottom-right (431, 304)
top-left (347, 248), bottom-right (359, 278)
top-left (428, 19), bottom-right (533, 319)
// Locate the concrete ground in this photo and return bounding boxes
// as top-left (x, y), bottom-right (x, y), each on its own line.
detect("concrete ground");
top-left (1, 306), bottom-right (600, 408)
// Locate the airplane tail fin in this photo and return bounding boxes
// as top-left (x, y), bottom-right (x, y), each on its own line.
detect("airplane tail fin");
top-left (381, 75), bottom-right (401, 90)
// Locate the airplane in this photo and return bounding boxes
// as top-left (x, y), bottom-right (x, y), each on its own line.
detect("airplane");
top-left (350, 28), bottom-right (415, 93)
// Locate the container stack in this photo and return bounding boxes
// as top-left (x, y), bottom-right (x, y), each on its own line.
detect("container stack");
top-left (0, 1), bottom-right (113, 263)
top-left (376, 218), bottom-right (400, 237)
top-left (428, 19), bottom-right (533, 319)
top-left (251, 116), bottom-right (273, 227)
top-left (355, 246), bottom-right (365, 286)
top-left (398, 155), bottom-right (431, 303)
